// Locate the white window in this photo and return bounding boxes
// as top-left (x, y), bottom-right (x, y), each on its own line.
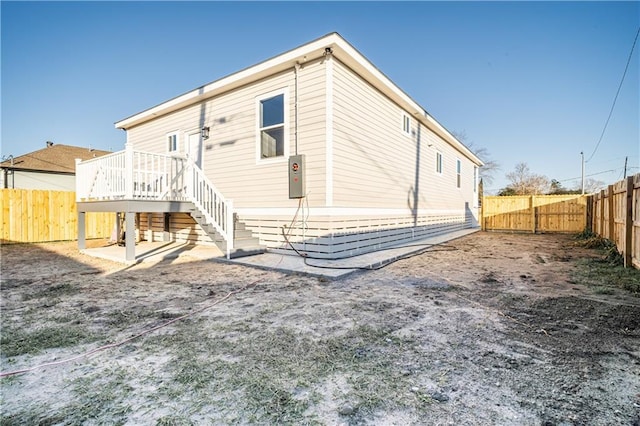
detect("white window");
top-left (436, 151), bottom-right (443, 174)
top-left (167, 131), bottom-right (179, 153)
top-left (402, 113), bottom-right (411, 136)
top-left (456, 159), bottom-right (462, 188)
top-left (257, 90), bottom-right (287, 160)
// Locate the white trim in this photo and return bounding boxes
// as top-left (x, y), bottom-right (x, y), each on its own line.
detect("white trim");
top-left (474, 165), bottom-right (478, 193)
top-left (186, 129), bottom-right (203, 169)
top-left (325, 53), bottom-right (334, 207)
top-left (166, 131), bottom-right (180, 153)
top-left (456, 158), bottom-right (462, 189)
top-left (255, 88), bottom-right (289, 164)
top-left (236, 206), bottom-right (465, 216)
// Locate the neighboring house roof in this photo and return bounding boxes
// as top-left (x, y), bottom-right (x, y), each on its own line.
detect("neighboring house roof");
top-left (0, 143), bottom-right (111, 174)
top-left (115, 32), bottom-right (483, 166)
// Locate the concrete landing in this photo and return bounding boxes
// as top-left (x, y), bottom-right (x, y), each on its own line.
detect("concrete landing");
top-left (81, 228), bottom-right (479, 278)
top-left (229, 228), bottom-right (479, 278)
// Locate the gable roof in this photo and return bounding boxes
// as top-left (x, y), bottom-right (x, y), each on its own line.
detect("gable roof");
top-left (0, 144), bottom-right (111, 174)
top-left (115, 32), bottom-right (483, 166)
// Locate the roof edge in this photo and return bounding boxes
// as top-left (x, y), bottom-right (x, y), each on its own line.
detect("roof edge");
top-left (115, 32), bottom-right (483, 166)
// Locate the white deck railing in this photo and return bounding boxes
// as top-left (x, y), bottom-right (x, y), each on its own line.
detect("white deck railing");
top-left (76, 144), bottom-right (234, 253)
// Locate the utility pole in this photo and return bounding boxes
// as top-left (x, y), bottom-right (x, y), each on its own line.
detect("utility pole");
top-left (623, 156), bottom-right (628, 178)
top-left (580, 151), bottom-right (585, 195)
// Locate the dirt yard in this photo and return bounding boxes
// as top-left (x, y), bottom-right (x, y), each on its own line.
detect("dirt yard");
top-left (1, 232), bottom-right (639, 425)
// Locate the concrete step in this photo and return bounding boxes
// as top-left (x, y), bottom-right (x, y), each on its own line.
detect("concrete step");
top-left (228, 246), bottom-right (267, 259)
top-left (191, 209), bottom-right (264, 258)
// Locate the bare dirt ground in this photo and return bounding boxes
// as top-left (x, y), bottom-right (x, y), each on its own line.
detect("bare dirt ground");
top-left (1, 232), bottom-right (639, 425)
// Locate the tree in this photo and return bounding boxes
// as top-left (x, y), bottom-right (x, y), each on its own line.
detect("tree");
top-left (548, 179), bottom-right (580, 195)
top-left (497, 186), bottom-right (517, 196)
top-left (580, 178), bottom-right (606, 194)
top-left (503, 162), bottom-right (550, 195)
top-left (452, 131), bottom-right (500, 187)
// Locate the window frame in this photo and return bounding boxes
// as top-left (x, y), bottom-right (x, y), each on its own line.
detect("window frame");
top-left (255, 88), bottom-right (289, 164)
top-left (435, 151), bottom-right (443, 175)
top-left (167, 131), bottom-right (180, 153)
top-left (401, 113), bottom-right (411, 137)
top-left (456, 158), bottom-right (462, 188)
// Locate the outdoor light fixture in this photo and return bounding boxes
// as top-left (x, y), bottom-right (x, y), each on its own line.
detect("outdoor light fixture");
top-left (201, 126), bottom-right (210, 140)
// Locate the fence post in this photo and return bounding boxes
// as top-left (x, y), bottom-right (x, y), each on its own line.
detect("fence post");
top-left (586, 195), bottom-right (593, 232)
top-left (599, 189), bottom-right (605, 236)
top-left (481, 196), bottom-right (485, 231)
top-left (530, 195), bottom-right (536, 233)
top-left (607, 185), bottom-right (614, 241)
top-left (624, 176), bottom-right (633, 267)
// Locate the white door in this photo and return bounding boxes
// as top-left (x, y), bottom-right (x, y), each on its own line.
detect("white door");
top-left (187, 132), bottom-right (203, 169)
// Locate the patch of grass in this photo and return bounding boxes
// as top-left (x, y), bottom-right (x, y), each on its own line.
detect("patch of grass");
top-left (151, 319), bottom-right (423, 423)
top-left (22, 283), bottom-right (79, 301)
top-left (574, 258), bottom-right (640, 295)
top-left (156, 415), bottom-right (195, 426)
top-left (0, 278), bottom-right (35, 290)
top-left (0, 324), bottom-right (97, 357)
top-left (67, 366), bottom-right (133, 423)
top-left (0, 407), bottom-right (68, 426)
top-left (593, 286), bottom-right (615, 295)
top-left (106, 306), bottom-right (165, 328)
top-left (3, 366), bottom-right (135, 425)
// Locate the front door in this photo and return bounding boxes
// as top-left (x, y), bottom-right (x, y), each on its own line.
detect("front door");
top-left (187, 131), bottom-right (203, 169)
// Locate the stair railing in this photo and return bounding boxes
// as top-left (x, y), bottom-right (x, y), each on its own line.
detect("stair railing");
top-left (185, 157), bottom-right (234, 258)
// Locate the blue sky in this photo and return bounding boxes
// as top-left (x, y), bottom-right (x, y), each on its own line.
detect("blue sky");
top-left (2, 1), bottom-right (638, 193)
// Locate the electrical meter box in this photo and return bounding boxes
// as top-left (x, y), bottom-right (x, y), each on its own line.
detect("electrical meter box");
top-left (288, 154), bottom-right (305, 199)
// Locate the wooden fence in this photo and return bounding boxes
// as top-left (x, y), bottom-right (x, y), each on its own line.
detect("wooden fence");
top-left (589, 174), bottom-right (640, 269)
top-left (482, 194), bottom-right (588, 234)
top-left (1, 189), bottom-right (115, 244)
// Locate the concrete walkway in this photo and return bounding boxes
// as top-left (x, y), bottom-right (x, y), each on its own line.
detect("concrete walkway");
top-left (81, 228), bottom-right (479, 278)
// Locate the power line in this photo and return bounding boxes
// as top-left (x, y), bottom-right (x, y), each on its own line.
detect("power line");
top-left (557, 166), bottom-right (640, 183)
top-left (585, 26), bottom-right (640, 163)
top-left (483, 166), bottom-right (639, 193)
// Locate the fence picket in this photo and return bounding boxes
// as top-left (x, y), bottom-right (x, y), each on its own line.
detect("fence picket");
top-left (0, 189), bottom-right (114, 243)
top-left (588, 173), bottom-right (640, 269)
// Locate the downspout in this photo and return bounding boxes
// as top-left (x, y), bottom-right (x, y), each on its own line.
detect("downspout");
top-left (294, 62), bottom-right (300, 155)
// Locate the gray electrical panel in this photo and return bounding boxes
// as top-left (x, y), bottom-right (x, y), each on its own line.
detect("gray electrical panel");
top-left (288, 154), bottom-right (305, 199)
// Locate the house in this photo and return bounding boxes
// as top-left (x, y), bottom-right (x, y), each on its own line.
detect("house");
top-left (1, 142), bottom-right (111, 191)
top-left (76, 32), bottom-right (483, 262)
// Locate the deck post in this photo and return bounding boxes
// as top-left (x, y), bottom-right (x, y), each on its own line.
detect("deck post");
top-left (125, 211), bottom-right (135, 262)
top-left (78, 211), bottom-right (86, 250)
top-left (226, 200), bottom-right (234, 259)
top-left (125, 143), bottom-right (134, 199)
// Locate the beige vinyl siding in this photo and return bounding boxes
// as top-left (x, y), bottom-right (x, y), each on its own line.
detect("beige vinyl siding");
top-left (295, 59), bottom-right (328, 207)
top-left (332, 59), bottom-right (476, 213)
top-left (332, 59), bottom-right (415, 209)
top-left (126, 60), bottom-right (327, 209)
